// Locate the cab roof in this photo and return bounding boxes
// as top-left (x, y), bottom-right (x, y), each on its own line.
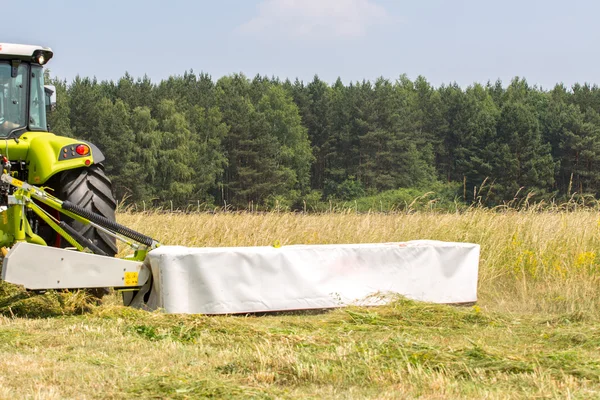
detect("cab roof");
top-left (0, 43), bottom-right (53, 63)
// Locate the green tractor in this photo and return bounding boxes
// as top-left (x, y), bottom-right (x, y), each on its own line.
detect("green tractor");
top-left (0, 43), bottom-right (117, 256)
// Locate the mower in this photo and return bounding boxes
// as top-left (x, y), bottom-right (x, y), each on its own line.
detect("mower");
top-left (0, 43), bottom-right (480, 314)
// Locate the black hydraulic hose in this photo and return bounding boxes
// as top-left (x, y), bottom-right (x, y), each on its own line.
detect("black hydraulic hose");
top-left (59, 221), bottom-right (109, 256)
top-left (61, 200), bottom-right (155, 247)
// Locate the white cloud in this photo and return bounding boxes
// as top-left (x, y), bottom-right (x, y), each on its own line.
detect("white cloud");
top-left (239, 0), bottom-right (389, 39)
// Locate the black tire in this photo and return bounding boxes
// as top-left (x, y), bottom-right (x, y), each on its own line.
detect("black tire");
top-left (58, 164), bottom-right (118, 256)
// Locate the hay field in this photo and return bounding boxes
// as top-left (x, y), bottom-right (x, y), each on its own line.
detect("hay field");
top-left (0, 211), bottom-right (598, 399)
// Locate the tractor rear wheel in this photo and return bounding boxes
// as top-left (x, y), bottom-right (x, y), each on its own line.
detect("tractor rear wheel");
top-left (58, 164), bottom-right (118, 256)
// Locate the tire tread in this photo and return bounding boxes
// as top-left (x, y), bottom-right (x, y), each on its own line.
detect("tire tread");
top-left (59, 164), bottom-right (118, 256)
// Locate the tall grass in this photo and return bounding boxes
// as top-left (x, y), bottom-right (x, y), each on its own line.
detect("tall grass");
top-left (118, 209), bottom-right (600, 316)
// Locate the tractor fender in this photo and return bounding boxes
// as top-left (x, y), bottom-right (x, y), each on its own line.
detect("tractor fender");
top-left (20, 133), bottom-right (103, 185)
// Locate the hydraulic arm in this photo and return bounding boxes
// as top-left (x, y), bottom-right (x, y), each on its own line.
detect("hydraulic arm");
top-left (0, 172), bottom-right (159, 261)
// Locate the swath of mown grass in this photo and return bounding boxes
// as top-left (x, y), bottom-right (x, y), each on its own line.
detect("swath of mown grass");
top-left (0, 210), bottom-right (598, 398)
top-left (0, 295), bottom-right (597, 398)
top-left (0, 280), bottom-right (97, 318)
top-left (95, 297), bottom-right (599, 398)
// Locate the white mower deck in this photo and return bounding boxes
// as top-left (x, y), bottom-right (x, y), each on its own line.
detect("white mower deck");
top-left (141, 240), bottom-right (479, 314)
top-left (3, 241), bottom-right (480, 314)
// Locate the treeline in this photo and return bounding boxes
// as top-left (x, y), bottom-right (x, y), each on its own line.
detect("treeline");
top-left (46, 72), bottom-right (600, 209)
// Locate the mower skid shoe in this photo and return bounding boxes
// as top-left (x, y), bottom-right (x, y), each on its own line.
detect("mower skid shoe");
top-left (1, 242), bottom-right (150, 290)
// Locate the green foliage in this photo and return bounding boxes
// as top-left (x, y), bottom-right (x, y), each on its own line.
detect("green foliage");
top-left (121, 106), bottom-right (160, 201)
top-left (492, 101), bottom-right (555, 201)
top-left (45, 77), bottom-right (72, 137)
top-left (43, 70), bottom-right (600, 210)
top-left (324, 176), bottom-right (365, 200)
top-left (321, 183), bottom-right (461, 213)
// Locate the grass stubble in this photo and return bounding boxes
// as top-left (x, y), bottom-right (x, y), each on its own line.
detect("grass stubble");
top-left (0, 210), bottom-right (598, 399)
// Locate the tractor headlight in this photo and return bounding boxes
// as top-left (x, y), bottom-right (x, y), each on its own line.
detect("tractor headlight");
top-left (32, 50), bottom-right (53, 65)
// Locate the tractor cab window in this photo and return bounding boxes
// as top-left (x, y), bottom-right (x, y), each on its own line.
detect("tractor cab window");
top-left (29, 66), bottom-right (47, 131)
top-left (0, 62), bottom-right (28, 137)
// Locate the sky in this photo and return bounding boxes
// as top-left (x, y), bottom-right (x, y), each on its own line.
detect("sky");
top-left (2, 0), bottom-right (598, 88)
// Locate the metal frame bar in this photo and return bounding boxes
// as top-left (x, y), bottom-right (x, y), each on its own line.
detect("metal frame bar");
top-left (1, 173), bottom-right (154, 261)
top-left (25, 200), bottom-right (84, 251)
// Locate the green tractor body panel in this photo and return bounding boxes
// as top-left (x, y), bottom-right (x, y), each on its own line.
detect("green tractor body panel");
top-left (3, 131), bottom-right (98, 185)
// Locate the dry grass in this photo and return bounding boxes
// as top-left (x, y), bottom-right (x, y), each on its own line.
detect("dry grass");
top-left (120, 210), bottom-right (600, 315)
top-left (0, 210), bottom-right (598, 399)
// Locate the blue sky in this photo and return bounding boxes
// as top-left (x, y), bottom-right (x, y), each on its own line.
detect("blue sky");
top-left (2, 0), bottom-right (598, 88)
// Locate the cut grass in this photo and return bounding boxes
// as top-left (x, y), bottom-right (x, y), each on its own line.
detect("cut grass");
top-left (0, 210), bottom-right (598, 399)
top-left (0, 299), bottom-right (598, 399)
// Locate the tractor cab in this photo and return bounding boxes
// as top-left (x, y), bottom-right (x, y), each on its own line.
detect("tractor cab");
top-left (0, 43), bottom-right (54, 138)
